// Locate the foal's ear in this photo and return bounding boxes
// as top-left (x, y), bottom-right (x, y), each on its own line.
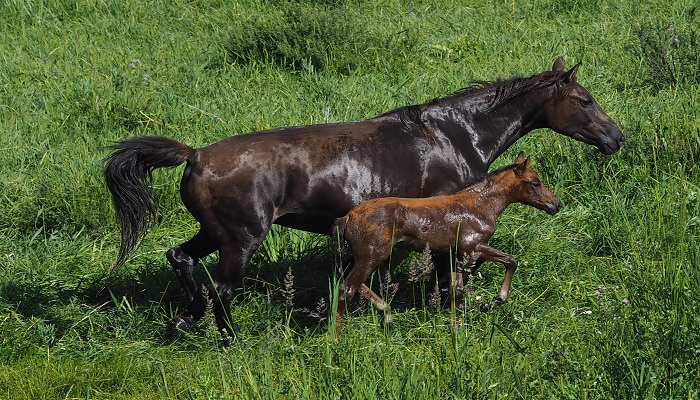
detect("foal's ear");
top-left (514, 154), bottom-right (529, 176)
top-left (552, 56), bottom-right (565, 73)
top-left (562, 63), bottom-right (581, 83)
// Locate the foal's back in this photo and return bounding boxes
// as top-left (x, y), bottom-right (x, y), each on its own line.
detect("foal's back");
top-left (343, 187), bottom-right (487, 251)
top-left (341, 164), bottom-right (518, 253)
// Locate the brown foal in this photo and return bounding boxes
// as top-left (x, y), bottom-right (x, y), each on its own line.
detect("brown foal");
top-left (333, 152), bottom-right (561, 336)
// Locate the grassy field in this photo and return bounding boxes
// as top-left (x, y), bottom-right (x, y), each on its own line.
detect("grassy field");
top-left (1, 0), bottom-right (699, 398)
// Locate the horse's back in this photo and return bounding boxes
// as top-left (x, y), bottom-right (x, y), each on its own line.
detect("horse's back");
top-left (179, 116), bottom-right (431, 231)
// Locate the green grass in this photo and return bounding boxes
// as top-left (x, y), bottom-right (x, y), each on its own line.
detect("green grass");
top-left (1, 0), bottom-right (699, 398)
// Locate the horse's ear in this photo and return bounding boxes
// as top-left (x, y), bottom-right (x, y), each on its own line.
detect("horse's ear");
top-left (552, 56), bottom-right (565, 73)
top-left (525, 156), bottom-right (531, 169)
top-left (562, 63), bottom-right (581, 83)
top-left (514, 151), bottom-right (526, 164)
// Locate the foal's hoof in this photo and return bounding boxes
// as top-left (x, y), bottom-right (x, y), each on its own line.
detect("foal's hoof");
top-left (479, 296), bottom-right (505, 312)
top-left (381, 314), bottom-right (394, 331)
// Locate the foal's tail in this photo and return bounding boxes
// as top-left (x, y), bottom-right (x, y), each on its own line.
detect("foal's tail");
top-left (331, 216), bottom-right (349, 274)
top-left (104, 136), bottom-right (195, 271)
top-left (331, 216), bottom-right (348, 244)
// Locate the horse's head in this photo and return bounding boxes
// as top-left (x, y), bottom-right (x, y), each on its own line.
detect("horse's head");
top-left (543, 57), bottom-right (625, 155)
top-left (511, 152), bottom-right (561, 215)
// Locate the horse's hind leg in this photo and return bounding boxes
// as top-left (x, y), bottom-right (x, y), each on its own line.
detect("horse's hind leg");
top-left (167, 230), bottom-right (217, 302)
top-left (336, 237), bottom-right (392, 337)
top-left (205, 224), bottom-right (270, 346)
top-left (166, 230), bottom-right (217, 332)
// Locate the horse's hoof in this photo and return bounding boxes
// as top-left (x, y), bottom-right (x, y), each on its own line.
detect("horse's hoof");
top-left (222, 338), bottom-right (247, 348)
top-left (221, 333), bottom-right (246, 348)
top-left (171, 315), bottom-right (194, 333)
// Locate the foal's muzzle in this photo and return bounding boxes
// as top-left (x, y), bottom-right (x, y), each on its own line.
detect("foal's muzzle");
top-left (545, 199), bottom-right (562, 215)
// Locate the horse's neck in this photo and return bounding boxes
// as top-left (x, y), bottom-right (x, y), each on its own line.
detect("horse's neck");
top-left (429, 89), bottom-right (547, 167)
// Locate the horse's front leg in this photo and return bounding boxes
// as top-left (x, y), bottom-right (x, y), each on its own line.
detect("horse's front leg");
top-left (472, 244), bottom-right (517, 312)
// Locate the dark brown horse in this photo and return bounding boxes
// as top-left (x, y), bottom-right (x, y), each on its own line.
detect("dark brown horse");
top-left (104, 57), bottom-right (623, 345)
top-left (332, 152), bottom-right (560, 336)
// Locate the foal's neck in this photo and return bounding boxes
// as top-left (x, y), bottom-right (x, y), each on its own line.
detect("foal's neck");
top-left (461, 171), bottom-right (521, 216)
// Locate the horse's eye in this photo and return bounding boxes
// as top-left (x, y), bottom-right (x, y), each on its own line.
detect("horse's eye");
top-left (579, 98), bottom-right (593, 107)
top-left (532, 179), bottom-right (541, 188)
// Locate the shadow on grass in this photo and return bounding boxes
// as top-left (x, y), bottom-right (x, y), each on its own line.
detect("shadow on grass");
top-left (0, 238), bottom-right (471, 347)
top-left (0, 244), bottom-right (340, 342)
top-left (0, 260), bottom-right (178, 327)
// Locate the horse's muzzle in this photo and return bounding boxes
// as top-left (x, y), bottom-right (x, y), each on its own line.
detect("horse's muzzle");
top-left (598, 127), bottom-right (625, 155)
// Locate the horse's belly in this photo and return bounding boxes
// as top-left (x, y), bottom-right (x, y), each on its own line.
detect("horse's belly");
top-left (274, 212), bottom-right (336, 235)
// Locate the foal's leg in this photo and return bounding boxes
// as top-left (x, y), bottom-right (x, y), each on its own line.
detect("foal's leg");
top-left (434, 252), bottom-right (466, 306)
top-left (337, 256), bottom-right (393, 329)
top-left (473, 244), bottom-right (517, 312)
top-left (336, 248), bottom-right (388, 337)
top-left (167, 230), bottom-right (218, 332)
top-left (449, 252), bottom-right (483, 310)
top-left (449, 271), bottom-right (464, 311)
top-left (358, 284), bottom-right (393, 328)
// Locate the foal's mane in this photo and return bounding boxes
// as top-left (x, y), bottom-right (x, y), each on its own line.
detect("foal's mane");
top-left (459, 162), bottom-right (522, 194)
top-left (382, 68), bottom-right (567, 127)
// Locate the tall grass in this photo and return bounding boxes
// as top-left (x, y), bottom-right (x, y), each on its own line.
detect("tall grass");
top-left (1, 0), bottom-right (699, 398)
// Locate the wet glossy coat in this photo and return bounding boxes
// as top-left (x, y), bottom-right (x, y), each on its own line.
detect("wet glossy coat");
top-left (104, 57), bottom-right (623, 345)
top-left (332, 153), bottom-right (561, 336)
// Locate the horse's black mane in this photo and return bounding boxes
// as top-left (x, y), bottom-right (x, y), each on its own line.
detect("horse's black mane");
top-left (382, 68), bottom-right (566, 127)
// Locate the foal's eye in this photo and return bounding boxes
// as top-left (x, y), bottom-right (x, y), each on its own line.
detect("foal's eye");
top-left (532, 179), bottom-right (541, 188)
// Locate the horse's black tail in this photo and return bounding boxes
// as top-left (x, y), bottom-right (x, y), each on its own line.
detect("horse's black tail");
top-left (104, 136), bottom-right (195, 272)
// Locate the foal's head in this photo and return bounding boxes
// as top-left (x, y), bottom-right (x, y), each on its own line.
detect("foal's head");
top-left (506, 152), bottom-right (561, 215)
